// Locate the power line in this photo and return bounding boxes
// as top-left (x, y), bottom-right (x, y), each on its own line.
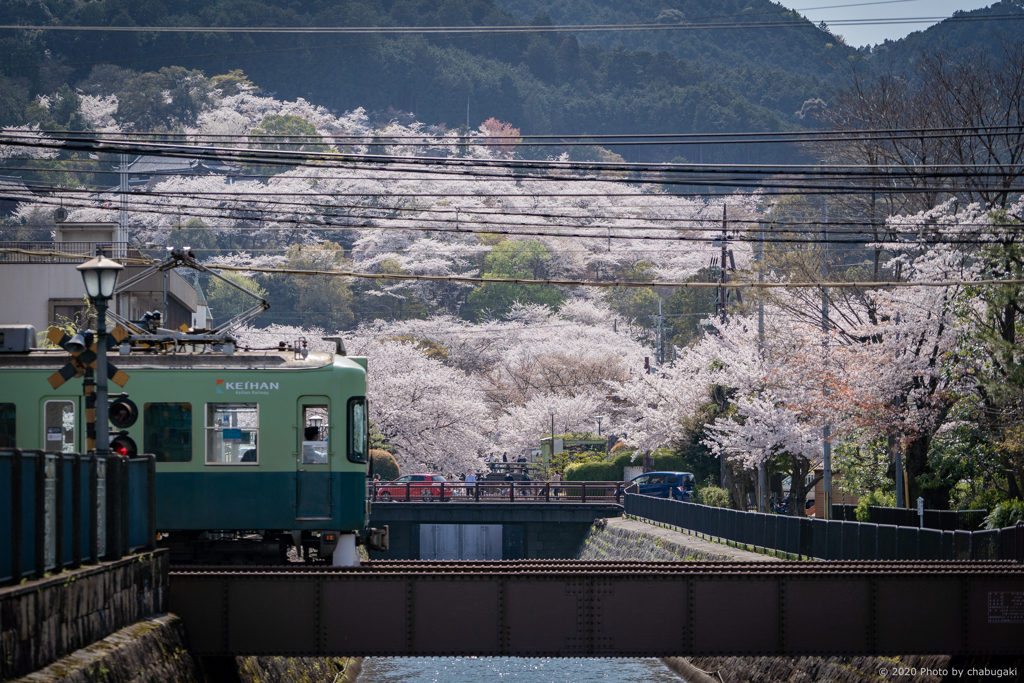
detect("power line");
top-left (2, 12), bottom-right (1021, 34)
top-left (0, 246), bottom-right (1010, 288)
top-left (6, 124), bottom-right (1024, 145)
top-left (12, 182), bottom-right (1024, 233)
top-left (10, 194), bottom-right (1022, 246)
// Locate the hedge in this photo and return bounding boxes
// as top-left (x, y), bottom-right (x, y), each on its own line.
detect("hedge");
top-left (563, 451), bottom-right (691, 481)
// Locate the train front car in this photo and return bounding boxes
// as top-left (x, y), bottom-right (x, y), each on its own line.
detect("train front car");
top-left (150, 344), bottom-right (371, 565)
top-left (0, 334), bottom-right (372, 566)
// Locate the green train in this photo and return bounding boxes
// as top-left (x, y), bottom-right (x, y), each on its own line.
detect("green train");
top-left (0, 327), bottom-right (375, 564)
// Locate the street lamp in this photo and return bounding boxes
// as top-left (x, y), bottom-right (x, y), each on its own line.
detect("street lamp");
top-left (77, 250), bottom-right (123, 455)
top-left (596, 416), bottom-right (603, 437)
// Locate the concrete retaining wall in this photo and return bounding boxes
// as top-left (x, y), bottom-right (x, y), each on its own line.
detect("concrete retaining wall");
top-left (369, 503), bottom-right (622, 560)
top-left (0, 551), bottom-right (168, 681)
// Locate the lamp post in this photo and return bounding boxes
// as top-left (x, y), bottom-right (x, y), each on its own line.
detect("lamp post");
top-left (596, 416), bottom-right (603, 437)
top-left (77, 249), bottom-right (123, 455)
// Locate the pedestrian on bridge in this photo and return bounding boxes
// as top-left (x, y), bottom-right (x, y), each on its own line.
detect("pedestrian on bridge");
top-left (551, 470), bottom-right (561, 497)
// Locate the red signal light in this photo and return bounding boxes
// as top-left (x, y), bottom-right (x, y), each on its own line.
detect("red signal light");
top-left (110, 434), bottom-right (137, 457)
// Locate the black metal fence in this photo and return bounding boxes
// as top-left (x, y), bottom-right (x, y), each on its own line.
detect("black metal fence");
top-left (625, 493), bottom-right (1023, 562)
top-left (831, 504), bottom-right (987, 531)
top-left (0, 449), bottom-right (156, 586)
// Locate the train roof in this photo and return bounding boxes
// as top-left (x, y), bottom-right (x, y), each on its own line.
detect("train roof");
top-left (0, 350), bottom-right (350, 371)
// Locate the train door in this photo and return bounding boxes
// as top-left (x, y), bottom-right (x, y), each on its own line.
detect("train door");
top-left (295, 397), bottom-right (332, 520)
top-left (41, 398), bottom-right (78, 453)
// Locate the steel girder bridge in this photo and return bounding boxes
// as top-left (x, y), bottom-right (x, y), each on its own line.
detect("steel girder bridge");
top-left (169, 560), bottom-right (1024, 657)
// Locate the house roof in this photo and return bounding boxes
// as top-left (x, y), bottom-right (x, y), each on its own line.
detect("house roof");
top-left (0, 176), bottom-right (33, 201)
top-left (121, 155), bottom-right (240, 177)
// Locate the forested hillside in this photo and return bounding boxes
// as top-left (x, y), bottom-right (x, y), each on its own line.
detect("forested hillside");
top-left (0, 0), bottom-right (825, 166)
top-left (495, 0), bottom-right (856, 117)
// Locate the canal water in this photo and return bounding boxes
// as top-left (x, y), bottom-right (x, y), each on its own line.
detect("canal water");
top-left (357, 657), bottom-right (683, 682)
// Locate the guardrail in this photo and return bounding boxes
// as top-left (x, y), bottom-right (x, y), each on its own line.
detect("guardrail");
top-left (831, 503), bottom-right (987, 531)
top-left (371, 480), bottom-right (625, 503)
top-left (625, 493), bottom-right (1024, 562)
top-left (0, 449), bottom-right (156, 586)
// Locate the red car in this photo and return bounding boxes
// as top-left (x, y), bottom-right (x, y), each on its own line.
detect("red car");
top-left (376, 474), bottom-right (449, 501)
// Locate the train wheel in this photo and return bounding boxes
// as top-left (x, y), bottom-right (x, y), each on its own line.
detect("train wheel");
top-left (379, 491), bottom-right (392, 502)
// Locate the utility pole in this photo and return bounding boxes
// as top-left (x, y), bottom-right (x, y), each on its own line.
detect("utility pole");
top-left (718, 205), bottom-right (728, 322)
top-left (656, 298), bottom-right (664, 365)
top-left (718, 205), bottom-right (728, 490)
top-left (821, 201), bottom-right (832, 521)
top-left (757, 221), bottom-right (767, 513)
top-left (118, 153), bottom-right (128, 259)
top-left (893, 394), bottom-right (904, 508)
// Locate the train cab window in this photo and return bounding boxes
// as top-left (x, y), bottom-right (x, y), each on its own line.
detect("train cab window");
top-left (144, 403), bottom-right (192, 462)
top-left (205, 403), bottom-right (258, 465)
top-left (0, 403), bottom-right (14, 448)
top-left (301, 405), bottom-right (329, 465)
top-left (44, 400), bottom-right (75, 453)
top-left (347, 397), bottom-right (367, 464)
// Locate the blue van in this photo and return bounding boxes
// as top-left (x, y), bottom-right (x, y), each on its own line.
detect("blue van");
top-left (628, 471), bottom-right (695, 501)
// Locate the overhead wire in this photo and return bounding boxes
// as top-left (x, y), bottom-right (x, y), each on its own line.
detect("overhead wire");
top-left (9, 181), bottom-right (1024, 234)
top-left (0, 246), bottom-right (1010, 289)
top-left (5, 132), bottom-right (1023, 175)
top-left (8, 192), bottom-right (1022, 246)
top-left (3, 11), bottom-right (1022, 34)
top-left (5, 123), bottom-right (1024, 144)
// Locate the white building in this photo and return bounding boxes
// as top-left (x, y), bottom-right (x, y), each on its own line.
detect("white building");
top-left (0, 222), bottom-right (200, 335)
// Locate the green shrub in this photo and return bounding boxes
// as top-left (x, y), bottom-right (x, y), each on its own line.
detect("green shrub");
top-left (964, 487), bottom-right (1011, 514)
top-left (370, 449), bottom-right (400, 481)
top-left (695, 486), bottom-right (730, 508)
top-left (565, 461), bottom-right (621, 481)
top-left (984, 499), bottom-right (1024, 529)
top-left (854, 490), bottom-right (896, 522)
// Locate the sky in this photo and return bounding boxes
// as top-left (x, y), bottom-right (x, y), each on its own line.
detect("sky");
top-left (785, 0), bottom-right (994, 48)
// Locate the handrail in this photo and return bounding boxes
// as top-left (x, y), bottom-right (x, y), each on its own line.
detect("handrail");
top-left (0, 449), bottom-right (156, 586)
top-left (369, 480), bottom-right (626, 503)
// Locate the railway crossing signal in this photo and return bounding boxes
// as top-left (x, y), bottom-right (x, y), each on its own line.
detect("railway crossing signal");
top-left (108, 395), bottom-right (139, 457)
top-left (45, 325), bottom-right (132, 454)
top-left (46, 325), bottom-right (130, 389)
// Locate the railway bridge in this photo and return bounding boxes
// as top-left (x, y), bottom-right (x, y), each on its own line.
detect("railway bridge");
top-left (169, 559), bottom-right (1024, 657)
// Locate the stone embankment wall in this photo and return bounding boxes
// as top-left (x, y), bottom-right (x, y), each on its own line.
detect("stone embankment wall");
top-left (11, 615), bottom-right (202, 683)
top-left (1, 552), bottom-right (168, 681)
top-left (581, 516), bottom-right (1011, 683)
top-left (237, 656), bottom-right (362, 683)
top-left (6, 613), bottom-right (364, 683)
top-left (1, 545), bottom-right (363, 683)
top-left (579, 517), bottom-right (778, 562)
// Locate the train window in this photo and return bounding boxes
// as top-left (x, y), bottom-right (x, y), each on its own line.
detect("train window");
top-left (0, 403), bottom-right (14, 448)
top-left (301, 405), bottom-right (329, 465)
top-left (205, 403), bottom-right (258, 465)
top-left (144, 403), bottom-right (192, 462)
top-left (347, 397), bottom-right (367, 464)
top-left (44, 400), bottom-right (75, 453)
